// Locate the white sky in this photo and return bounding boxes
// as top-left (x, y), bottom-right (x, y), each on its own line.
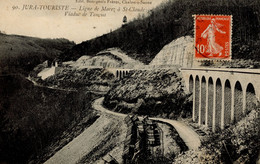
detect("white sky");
top-left (0, 0), bottom-right (166, 43)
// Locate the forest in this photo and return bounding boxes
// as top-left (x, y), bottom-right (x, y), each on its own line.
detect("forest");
top-left (61, 0), bottom-right (260, 64)
top-left (0, 33), bottom-right (75, 75)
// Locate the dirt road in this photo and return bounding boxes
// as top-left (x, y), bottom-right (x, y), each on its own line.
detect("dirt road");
top-left (44, 97), bottom-right (201, 164)
top-left (93, 97), bottom-right (201, 150)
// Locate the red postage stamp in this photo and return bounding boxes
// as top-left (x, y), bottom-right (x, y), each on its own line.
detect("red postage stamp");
top-left (194, 15), bottom-right (232, 60)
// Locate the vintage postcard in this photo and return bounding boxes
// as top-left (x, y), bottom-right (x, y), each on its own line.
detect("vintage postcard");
top-left (0, 0), bottom-right (259, 164)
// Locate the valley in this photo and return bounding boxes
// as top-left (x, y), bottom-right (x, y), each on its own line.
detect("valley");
top-left (1, 0), bottom-right (260, 163)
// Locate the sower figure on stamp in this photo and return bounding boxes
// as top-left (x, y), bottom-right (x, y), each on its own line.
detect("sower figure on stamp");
top-left (201, 18), bottom-right (226, 57)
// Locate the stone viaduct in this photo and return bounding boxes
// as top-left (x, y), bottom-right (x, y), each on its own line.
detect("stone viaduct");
top-left (181, 68), bottom-right (260, 132)
top-left (105, 68), bottom-right (132, 79)
top-left (106, 66), bottom-right (259, 132)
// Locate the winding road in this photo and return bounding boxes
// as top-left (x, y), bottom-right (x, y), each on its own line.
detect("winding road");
top-left (44, 97), bottom-right (201, 164)
top-left (93, 97), bottom-right (201, 150)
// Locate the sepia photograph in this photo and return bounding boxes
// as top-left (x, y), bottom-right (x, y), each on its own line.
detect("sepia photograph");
top-left (0, 0), bottom-right (259, 163)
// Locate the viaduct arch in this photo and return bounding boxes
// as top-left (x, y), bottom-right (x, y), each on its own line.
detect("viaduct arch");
top-left (181, 68), bottom-right (260, 132)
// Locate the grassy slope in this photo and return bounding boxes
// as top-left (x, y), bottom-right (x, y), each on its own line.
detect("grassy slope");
top-left (0, 33), bottom-right (75, 74)
top-left (61, 0), bottom-right (260, 64)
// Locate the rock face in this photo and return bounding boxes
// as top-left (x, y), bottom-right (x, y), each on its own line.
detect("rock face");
top-left (75, 55), bottom-right (123, 69)
top-left (72, 48), bottom-right (144, 69)
top-left (103, 69), bottom-right (192, 117)
top-left (150, 36), bottom-right (194, 68)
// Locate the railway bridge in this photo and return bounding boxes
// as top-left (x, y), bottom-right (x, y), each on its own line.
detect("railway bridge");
top-left (181, 68), bottom-right (260, 132)
top-left (106, 67), bottom-right (260, 132)
top-left (105, 68), bottom-right (132, 79)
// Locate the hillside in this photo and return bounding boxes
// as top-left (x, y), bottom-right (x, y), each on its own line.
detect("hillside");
top-left (149, 35), bottom-right (260, 69)
top-left (61, 0), bottom-right (260, 64)
top-left (103, 69), bottom-right (192, 118)
top-left (174, 107), bottom-right (260, 163)
top-left (0, 33), bottom-right (75, 75)
top-left (0, 75), bottom-right (99, 164)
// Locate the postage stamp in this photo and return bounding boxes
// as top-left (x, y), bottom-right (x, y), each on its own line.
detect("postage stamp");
top-left (194, 15), bottom-right (232, 60)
